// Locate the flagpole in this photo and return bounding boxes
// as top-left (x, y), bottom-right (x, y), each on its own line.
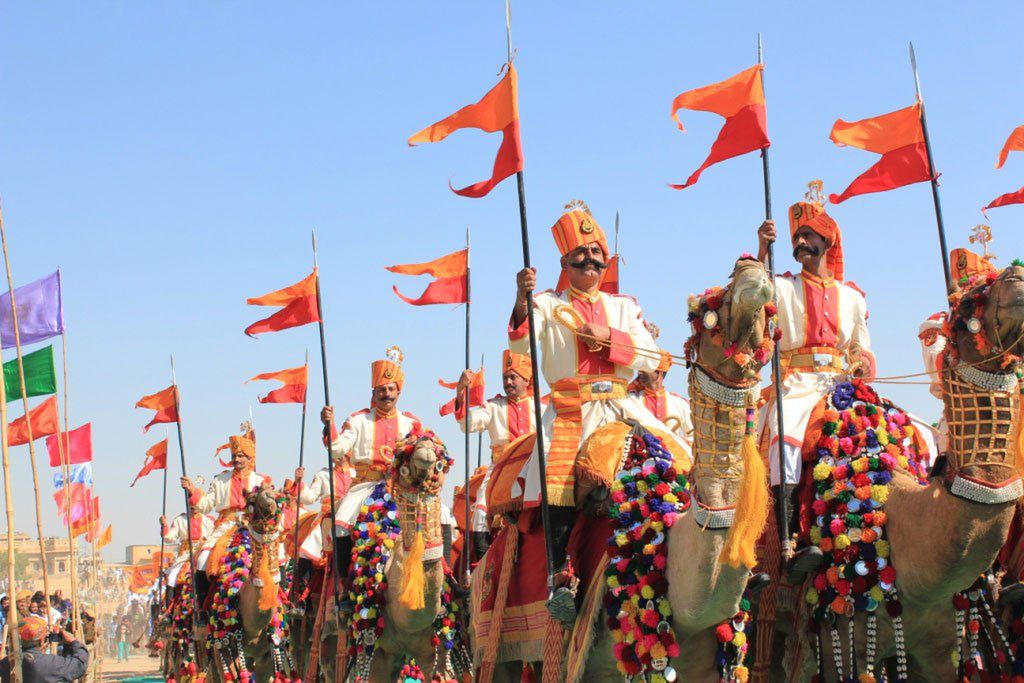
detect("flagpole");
top-left (51, 406), bottom-right (80, 637)
top-left (0, 210), bottom-right (53, 632)
top-left (0, 296), bottom-right (21, 681)
top-left (58, 325), bottom-right (83, 638)
top-left (476, 352), bottom-right (484, 470)
top-left (291, 349), bottom-right (309, 587)
top-left (462, 227), bottom-right (472, 583)
top-left (169, 356), bottom-right (202, 634)
top-left (909, 42), bottom-right (952, 293)
top-left (156, 434), bottom-right (169, 615)
top-left (506, 0), bottom-right (555, 588)
top-left (759, 35), bottom-right (791, 555)
top-left (311, 231), bottom-right (342, 607)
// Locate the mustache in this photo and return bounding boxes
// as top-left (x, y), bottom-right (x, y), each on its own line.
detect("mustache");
top-left (793, 245), bottom-right (821, 258)
top-left (567, 257), bottom-right (608, 271)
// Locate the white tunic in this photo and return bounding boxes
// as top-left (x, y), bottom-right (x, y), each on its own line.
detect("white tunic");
top-left (191, 469), bottom-right (271, 570)
top-left (163, 513), bottom-right (213, 587)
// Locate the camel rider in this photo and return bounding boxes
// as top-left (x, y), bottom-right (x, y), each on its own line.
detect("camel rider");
top-left (180, 425), bottom-right (271, 609)
top-left (452, 349), bottom-right (537, 560)
top-left (286, 463), bottom-right (351, 597)
top-left (629, 349), bottom-right (694, 448)
top-left (320, 348), bottom-right (456, 612)
top-left (159, 495), bottom-right (214, 591)
top-left (756, 182), bottom-right (872, 577)
top-left (510, 199), bottom-right (689, 624)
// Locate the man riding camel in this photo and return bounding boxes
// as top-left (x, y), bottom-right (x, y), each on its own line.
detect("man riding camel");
top-left (320, 348), bottom-right (456, 612)
top-left (629, 349), bottom-right (694, 448)
top-left (180, 423), bottom-right (271, 609)
top-left (286, 461), bottom-right (350, 599)
top-left (451, 349), bottom-right (538, 559)
top-left (756, 182), bottom-right (872, 576)
top-left (159, 489), bottom-right (214, 592)
top-left (510, 199), bottom-right (689, 623)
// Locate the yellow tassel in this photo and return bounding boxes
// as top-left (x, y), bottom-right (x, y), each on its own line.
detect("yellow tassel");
top-left (720, 431), bottom-right (770, 569)
top-left (398, 529), bottom-right (426, 610)
top-left (257, 546), bottom-right (278, 612)
top-left (1013, 394), bottom-right (1024, 481)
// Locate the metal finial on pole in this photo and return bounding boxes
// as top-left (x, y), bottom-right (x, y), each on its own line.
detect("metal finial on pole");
top-left (909, 42), bottom-right (952, 293)
top-left (505, 0), bottom-right (513, 62)
top-left (614, 210), bottom-right (620, 256)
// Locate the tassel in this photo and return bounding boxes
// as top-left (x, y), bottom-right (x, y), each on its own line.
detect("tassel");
top-left (399, 528), bottom-right (426, 610)
top-left (1014, 392), bottom-right (1024, 481)
top-left (257, 546), bottom-right (279, 611)
top-left (720, 408), bottom-right (770, 569)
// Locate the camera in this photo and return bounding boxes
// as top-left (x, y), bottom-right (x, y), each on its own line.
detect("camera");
top-left (46, 632), bottom-right (62, 644)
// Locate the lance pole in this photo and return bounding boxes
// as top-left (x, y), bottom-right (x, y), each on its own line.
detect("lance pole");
top-left (170, 356), bottom-right (201, 633)
top-left (476, 353), bottom-right (484, 469)
top-left (291, 349), bottom-right (309, 587)
top-left (51, 404), bottom-right (80, 637)
top-left (58, 323), bottom-right (84, 638)
top-left (157, 434), bottom-right (168, 611)
top-left (0, 209), bottom-right (53, 631)
top-left (312, 231), bottom-right (342, 606)
top-left (506, 0), bottom-right (556, 588)
top-left (909, 42), bottom-right (952, 293)
top-left (0, 276), bottom-right (20, 679)
top-left (462, 227), bottom-right (473, 583)
top-left (759, 35), bottom-right (791, 554)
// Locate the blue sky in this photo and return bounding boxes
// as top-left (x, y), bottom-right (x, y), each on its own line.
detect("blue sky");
top-left (0, 2), bottom-right (1021, 560)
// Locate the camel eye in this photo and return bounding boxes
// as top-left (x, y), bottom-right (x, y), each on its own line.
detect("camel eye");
top-left (400, 465), bottom-right (410, 478)
top-left (433, 461), bottom-right (445, 473)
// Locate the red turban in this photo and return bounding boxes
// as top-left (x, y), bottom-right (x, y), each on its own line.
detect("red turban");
top-left (789, 200), bottom-right (844, 281)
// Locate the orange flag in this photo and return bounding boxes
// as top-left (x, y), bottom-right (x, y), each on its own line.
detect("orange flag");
top-left (409, 64), bottom-right (523, 198)
top-left (438, 367), bottom-right (485, 419)
top-left (248, 365), bottom-right (308, 404)
top-left (669, 65), bottom-right (770, 189)
top-left (135, 385), bottom-right (178, 432)
top-left (245, 270), bottom-right (321, 337)
top-left (131, 439), bottom-right (168, 487)
top-left (996, 125), bottom-right (1024, 169)
top-left (96, 525), bottom-right (112, 549)
top-left (386, 249), bottom-right (468, 306)
top-left (7, 396), bottom-right (59, 446)
top-left (828, 103), bottom-right (931, 204)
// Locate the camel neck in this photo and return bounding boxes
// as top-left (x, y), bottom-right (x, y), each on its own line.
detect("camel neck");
top-left (942, 361), bottom-right (1020, 483)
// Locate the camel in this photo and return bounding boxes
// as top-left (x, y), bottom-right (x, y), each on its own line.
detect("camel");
top-left (570, 256), bottom-right (775, 682)
top-left (206, 483), bottom-right (294, 683)
top-left (324, 431), bottom-right (470, 682)
top-left (781, 263), bottom-right (1024, 681)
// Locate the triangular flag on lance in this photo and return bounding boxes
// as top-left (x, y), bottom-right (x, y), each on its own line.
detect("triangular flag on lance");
top-left (438, 367), bottom-right (485, 419)
top-left (386, 249), bottom-right (468, 306)
top-left (136, 385), bottom-right (178, 432)
top-left (2, 345), bottom-right (56, 401)
top-left (7, 396), bottom-right (59, 446)
top-left (96, 525), bottom-right (112, 549)
top-left (244, 270), bottom-right (320, 337)
top-left (248, 365), bottom-right (308, 404)
top-left (828, 103), bottom-right (932, 204)
top-left (408, 64), bottom-right (523, 198)
top-left (45, 423), bottom-right (91, 467)
top-left (669, 64), bottom-right (770, 190)
top-left (131, 439), bottom-right (167, 487)
top-left (0, 270), bottom-right (63, 348)
top-left (984, 125), bottom-right (1024, 214)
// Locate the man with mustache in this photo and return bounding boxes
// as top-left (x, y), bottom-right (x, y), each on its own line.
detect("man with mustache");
top-left (757, 182), bottom-right (872, 578)
top-left (629, 349), bottom-right (693, 447)
top-left (510, 200), bottom-right (688, 624)
top-left (451, 349), bottom-right (538, 559)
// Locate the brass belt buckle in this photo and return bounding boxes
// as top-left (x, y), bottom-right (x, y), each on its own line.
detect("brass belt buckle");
top-left (591, 380), bottom-right (613, 394)
top-left (812, 353), bottom-right (833, 367)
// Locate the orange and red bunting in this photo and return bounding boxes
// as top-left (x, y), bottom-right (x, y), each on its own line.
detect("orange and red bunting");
top-left (386, 249), bottom-right (468, 306)
top-left (244, 270), bottom-right (321, 337)
top-left (409, 64), bottom-right (523, 198)
top-left (828, 103), bottom-right (931, 204)
top-left (248, 365), bottom-right (308, 404)
top-left (131, 439), bottom-right (168, 487)
top-left (669, 64), bottom-right (770, 190)
top-left (136, 385), bottom-right (178, 433)
top-left (7, 396), bottom-right (59, 446)
top-left (438, 367), bottom-right (485, 419)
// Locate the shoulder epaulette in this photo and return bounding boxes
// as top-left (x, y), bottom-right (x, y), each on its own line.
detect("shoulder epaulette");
top-left (490, 393), bottom-right (505, 403)
top-left (350, 408), bottom-right (371, 417)
top-left (843, 280), bottom-right (867, 299)
top-left (611, 293), bottom-right (639, 305)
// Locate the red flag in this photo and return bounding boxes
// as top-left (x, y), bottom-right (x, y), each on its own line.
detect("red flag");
top-left (131, 439), bottom-right (168, 487)
top-left (130, 562), bottom-right (159, 593)
top-left (386, 249), bottom-right (468, 306)
top-left (54, 483), bottom-right (91, 525)
top-left (71, 497), bottom-right (99, 538)
top-left (996, 125), bottom-right (1024, 169)
top-left (7, 396), bottom-right (59, 446)
top-left (669, 65), bottom-right (770, 189)
top-left (438, 368), bottom-right (485, 419)
top-left (244, 270), bottom-right (321, 337)
top-left (248, 365), bottom-right (308, 404)
top-left (408, 64), bottom-right (523, 198)
top-left (828, 103), bottom-right (931, 204)
top-left (45, 423), bottom-right (91, 467)
top-left (136, 385), bottom-right (178, 432)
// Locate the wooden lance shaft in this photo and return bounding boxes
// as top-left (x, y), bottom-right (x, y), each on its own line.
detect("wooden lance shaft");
top-left (462, 227), bottom-right (472, 583)
top-left (0, 309), bottom-right (21, 679)
top-left (291, 351), bottom-right (309, 592)
top-left (169, 358), bottom-right (202, 637)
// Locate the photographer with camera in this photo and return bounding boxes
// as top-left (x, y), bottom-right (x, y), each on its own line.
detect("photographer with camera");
top-left (0, 616), bottom-right (88, 683)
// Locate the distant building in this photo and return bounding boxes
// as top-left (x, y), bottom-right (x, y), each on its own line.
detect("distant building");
top-left (0, 530), bottom-right (75, 595)
top-left (125, 544), bottom-right (160, 565)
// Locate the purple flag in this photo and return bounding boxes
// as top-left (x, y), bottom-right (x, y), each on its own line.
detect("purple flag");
top-left (0, 271), bottom-right (63, 348)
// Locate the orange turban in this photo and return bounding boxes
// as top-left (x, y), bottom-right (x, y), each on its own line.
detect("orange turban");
top-left (502, 349), bottom-right (532, 382)
top-left (371, 359), bottom-right (404, 390)
top-left (789, 200), bottom-right (844, 281)
top-left (950, 247), bottom-right (996, 284)
top-left (551, 200), bottom-right (609, 258)
top-left (229, 434), bottom-right (255, 459)
top-left (19, 616), bottom-right (47, 642)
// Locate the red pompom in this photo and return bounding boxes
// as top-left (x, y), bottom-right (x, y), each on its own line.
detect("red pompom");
top-left (716, 623), bottom-right (734, 643)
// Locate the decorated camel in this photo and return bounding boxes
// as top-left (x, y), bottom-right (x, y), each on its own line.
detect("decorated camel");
top-left (779, 261), bottom-right (1024, 681)
top-left (205, 483), bottom-right (297, 683)
top-left (320, 429), bottom-right (471, 682)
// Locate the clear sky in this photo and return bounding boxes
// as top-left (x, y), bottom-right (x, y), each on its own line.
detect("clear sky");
top-left (0, 2), bottom-right (1021, 561)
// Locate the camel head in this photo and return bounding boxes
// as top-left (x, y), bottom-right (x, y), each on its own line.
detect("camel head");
top-left (949, 262), bottom-right (1024, 372)
top-left (245, 481), bottom-right (286, 535)
top-left (393, 429), bottom-right (453, 495)
top-left (685, 256), bottom-right (777, 386)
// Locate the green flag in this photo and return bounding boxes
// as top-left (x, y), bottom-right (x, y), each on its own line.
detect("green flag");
top-left (3, 345), bottom-right (56, 401)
